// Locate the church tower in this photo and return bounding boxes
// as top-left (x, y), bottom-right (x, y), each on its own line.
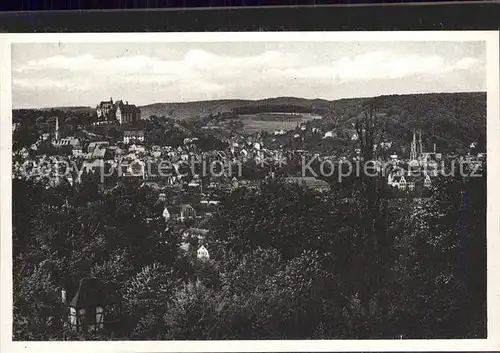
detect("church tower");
top-left (410, 130), bottom-right (417, 161)
top-left (55, 116), bottom-right (59, 141)
top-left (418, 129), bottom-right (423, 158)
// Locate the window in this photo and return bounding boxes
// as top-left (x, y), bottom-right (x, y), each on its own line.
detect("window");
top-left (96, 306), bottom-right (104, 331)
top-left (69, 307), bottom-right (77, 327)
top-left (77, 308), bottom-right (86, 329)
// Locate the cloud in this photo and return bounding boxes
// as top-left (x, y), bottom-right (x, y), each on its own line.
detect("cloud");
top-left (275, 51), bottom-right (480, 82)
top-left (13, 49), bottom-right (480, 85)
top-left (450, 57), bottom-right (479, 71)
top-left (14, 49), bottom-right (299, 76)
top-left (12, 78), bottom-right (90, 91)
top-left (11, 47), bottom-right (484, 107)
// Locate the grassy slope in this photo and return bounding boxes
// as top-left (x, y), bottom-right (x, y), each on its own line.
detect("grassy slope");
top-left (139, 92), bottom-right (486, 151)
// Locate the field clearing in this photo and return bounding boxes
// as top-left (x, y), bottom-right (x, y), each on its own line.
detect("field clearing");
top-left (239, 113), bottom-right (323, 133)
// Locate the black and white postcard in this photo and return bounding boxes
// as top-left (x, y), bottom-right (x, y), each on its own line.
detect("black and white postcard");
top-left (1, 31), bottom-right (499, 352)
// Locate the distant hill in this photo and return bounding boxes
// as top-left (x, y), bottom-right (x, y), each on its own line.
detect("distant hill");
top-left (17, 92), bottom-right (486, 153)
top-left (139, 97), bottom-right (333, 120)
top-left (35, 106), bottom-right (95, 114)
top-left (139, 92), bottom-right (486, 152)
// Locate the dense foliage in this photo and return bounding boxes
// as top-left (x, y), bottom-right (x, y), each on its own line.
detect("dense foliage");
top-left (11, 94), bottom-right (487, 340)
top-left (12, 165), bottom-right (486, 339)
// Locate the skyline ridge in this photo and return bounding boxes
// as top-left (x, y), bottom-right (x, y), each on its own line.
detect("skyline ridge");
top-left (14, 90), bottom-right (487, 111)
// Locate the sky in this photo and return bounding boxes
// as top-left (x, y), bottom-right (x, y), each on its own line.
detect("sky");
top-left (11, 41), bottom-right (486, 109)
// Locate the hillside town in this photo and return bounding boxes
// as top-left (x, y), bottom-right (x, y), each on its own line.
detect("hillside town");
top-left (13, 96), bottom-right (485, 201)
top-left (11, 90), bottom-right (488, 341)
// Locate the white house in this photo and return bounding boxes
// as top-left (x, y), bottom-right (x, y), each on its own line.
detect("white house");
top-left (197, 245), bottom-right (209, 260)
top-left (389, 174), bottom-right (407, 190)
top-left (123, 130), bottom-right (145, 144)
top-left (162, 207), bottom-right (171, 222)
top-left (323, 131), bottom-right (336, 139)
top-left (424, 174), bottom-right (432, 188)
top-left (398, 175), bottom-right (407, 190)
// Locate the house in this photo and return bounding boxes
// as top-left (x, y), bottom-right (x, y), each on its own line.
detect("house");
top-left (65, 278), bottom-right (120, 333)
top-left (197, 245), bottom-right (210, 261)
top-left (87, 141), bottom-right (109, 154)
top-left (389, 174), bottom-right (407, 190)
top-left (119, 160), bottom-right (144, 178)
top-left (53, 137), bottom-right (80, 148)
top-left (380, 141), bottom-right (392, 149)
top-left (81, 159), bottom-right (105, 174)
top-left (129, 144), bottom-right (146, 154)
top-left (162, 206), bottom-right (171, 222)
top-left (397, 175), bottom-right (407, 190)
top-left (285, 177), bottom-right (330, 192)
top-left (424, 174), bottom-right (432, 188)
top-left (123, 130), bottom-right (145, 144)
top-left (72, 144), bottom-right (84, 157)
top-left (406, 175), bottom-right (418, 191)
top-left (91, 145), bottom-right (111, 160)
top-left (178, 204), bottom-right (196, 222)
top-left (179, 242), bottom-right (193, 253)
top-left (166, 204), bottom-right (197, 223)
top-left (183, 137), bottom-right (199, 145)
top-left (182, 228), bottom-right (210, 241)
top-left (323, 131), bottom-right (337, 139)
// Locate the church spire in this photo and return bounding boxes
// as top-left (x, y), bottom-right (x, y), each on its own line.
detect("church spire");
top-left (418, 129), bottom-right (423, 157)
top-left (410, 130), bottom-right (417, 161)
top-left (55, 116), bottom-right (59, 141)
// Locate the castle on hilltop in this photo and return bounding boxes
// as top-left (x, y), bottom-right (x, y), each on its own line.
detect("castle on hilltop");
top-left (96, 97), bottom-right (141, 124)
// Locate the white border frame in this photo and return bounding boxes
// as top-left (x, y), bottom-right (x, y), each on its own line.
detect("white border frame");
top-left (1, 31), bottom-right (499, 353)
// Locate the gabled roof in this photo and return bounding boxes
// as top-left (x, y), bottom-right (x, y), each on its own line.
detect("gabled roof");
top-left (198, 245), bottom-right (208, 252)
top-left (98, 101), bottom-right (114, 108)
top-left (117, 101), bottom-right (141, 113)
top-left (183, 227), bottom-right (210, 237)
top-left (285, 177), bottom-right (330, 189)
top-left (69, 277), bottom-right (118, 308)
top-left (180, 204), bottom-right (195, 212)
top-left (91, 146), bottom-right (107, 159)
top-left (124, 130), bottom-right (144, 137)
top-left (179, 242), bottom-right (192, 252)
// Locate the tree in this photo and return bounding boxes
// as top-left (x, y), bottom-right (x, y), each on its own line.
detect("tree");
top-left (353, 99), bottom-right (391, 336)
top-left (123, 263), bottom-right (178, 339)
top-left (390, 169), bottom-right (487, 338)
top-left (208, 180), bottom-right (341, 259)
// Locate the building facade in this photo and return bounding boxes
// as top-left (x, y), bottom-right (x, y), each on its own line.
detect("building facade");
top-left (116, 100), bottom-right (141, 124)
top-left (123, 130), bottom-right (145, 144)
top-left (96, 97), bottom-right (141, 124)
